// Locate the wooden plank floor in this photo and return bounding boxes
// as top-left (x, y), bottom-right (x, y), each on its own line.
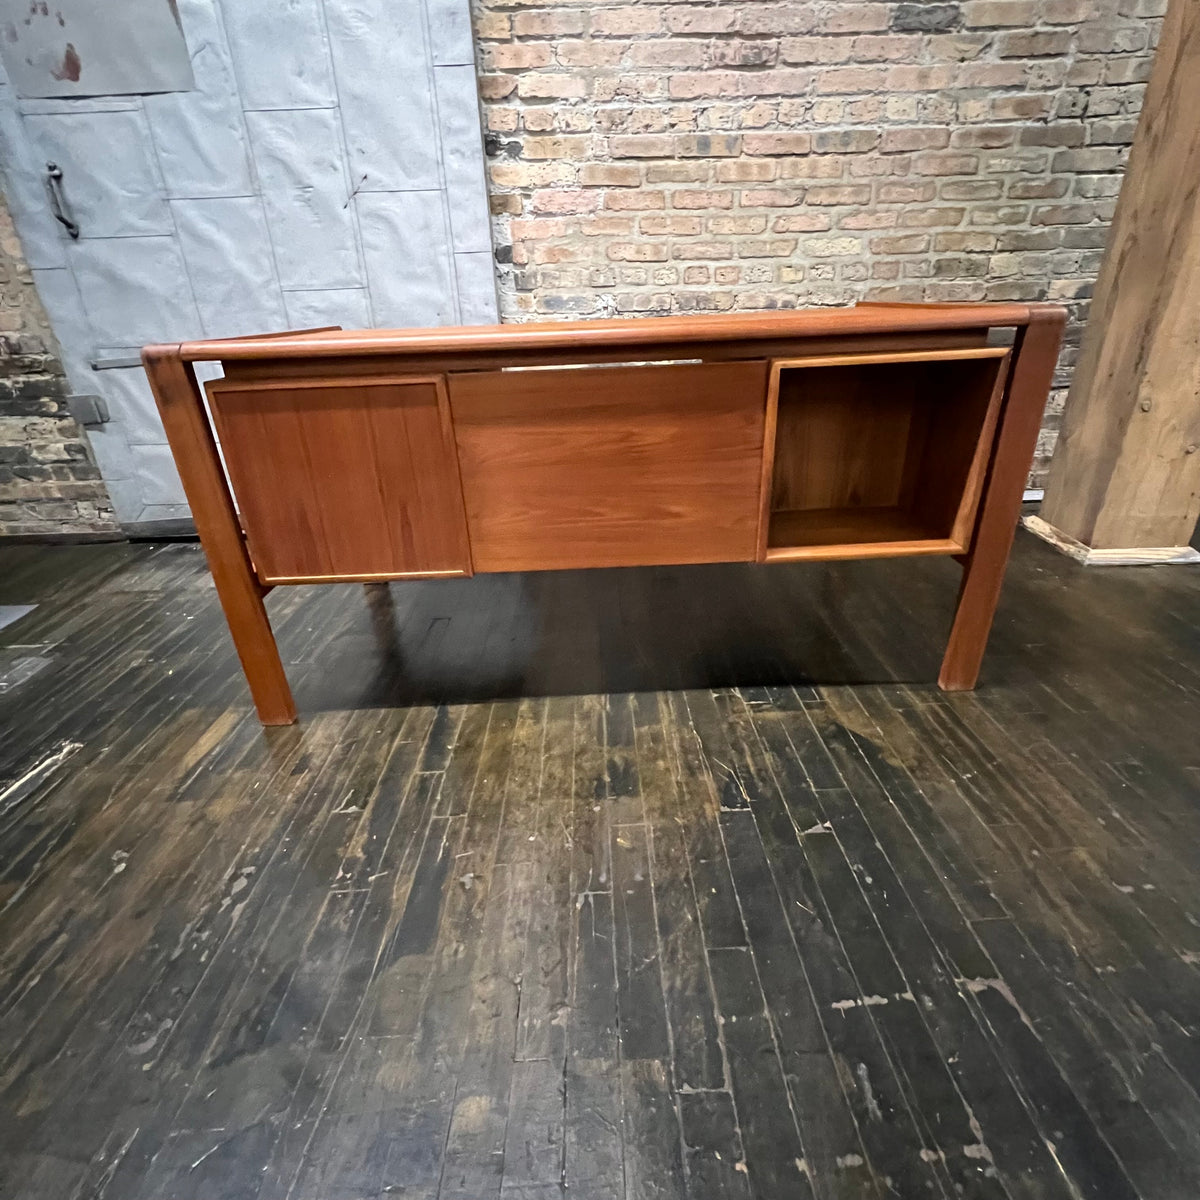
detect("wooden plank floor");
top-left (1, 535), bottom-right (1199, 1199)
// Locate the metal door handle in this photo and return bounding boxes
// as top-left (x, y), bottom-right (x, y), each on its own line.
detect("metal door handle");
top-left (46, 162), bottom-right (79, 239)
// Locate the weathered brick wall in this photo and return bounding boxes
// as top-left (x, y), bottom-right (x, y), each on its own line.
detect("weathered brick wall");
top-left (0, 194), bottom-right (116, 538)
top-left (475, 0), bottom-right (1161, 485)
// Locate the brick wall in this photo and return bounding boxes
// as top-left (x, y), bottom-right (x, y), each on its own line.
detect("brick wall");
top-left (0, 194), bottom-right (116, 538)
top-left (475, 0), bottom-right (1162, 485)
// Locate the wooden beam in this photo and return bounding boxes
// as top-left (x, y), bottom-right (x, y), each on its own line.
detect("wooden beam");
top-left (1038, 0), bottom-right (1200, 555)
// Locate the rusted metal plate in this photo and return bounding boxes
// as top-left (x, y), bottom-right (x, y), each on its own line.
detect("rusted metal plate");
top-left (0, 0), bottom-right (193, 98)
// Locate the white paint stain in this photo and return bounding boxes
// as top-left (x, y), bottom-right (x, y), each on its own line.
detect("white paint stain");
top-left (959, 977), bottom-right (1037, 1031)
top-left (0, 739), bottom-right (83, 817)
top-left (856, 1063), bottom-right (883, 1122)
top-left (831, 994), bottom-right (890, 1012)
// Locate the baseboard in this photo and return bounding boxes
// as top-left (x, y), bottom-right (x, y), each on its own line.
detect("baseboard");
top-left (0, 529), bottom-right (126, 545)
top-left (1022, 514), bottom-right (1200, 566)
top-left (121, 518), bottom-right (199, 541)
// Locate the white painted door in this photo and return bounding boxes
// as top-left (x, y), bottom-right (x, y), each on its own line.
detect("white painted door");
top-left (0, 0), bottom-right (496, 528)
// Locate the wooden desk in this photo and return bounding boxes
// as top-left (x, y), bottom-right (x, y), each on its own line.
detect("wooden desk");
top-left (144, 303), bottom-right (1065, 725)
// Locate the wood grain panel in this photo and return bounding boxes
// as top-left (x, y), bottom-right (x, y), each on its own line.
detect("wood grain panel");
top-left (449, 361), bottom-right (768, 571)
top-left (179, 303), bottom-right (1031, 362)
top-left (761, 347), bottom-right (1009, 561)
top-left (770, 368), bottom-right (919, 513)
top-left (912, 351), bottom-right (1010, 546)
top-left (207, 375), bottom-right (471, 583)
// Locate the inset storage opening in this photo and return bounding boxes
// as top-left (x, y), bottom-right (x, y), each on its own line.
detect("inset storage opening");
top-left (765, 348), bottom-right (1010, 561)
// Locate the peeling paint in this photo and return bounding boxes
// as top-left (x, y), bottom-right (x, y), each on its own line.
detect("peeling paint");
top-left (831, 994), bottom-right (890, 1011)
top-left (856, 1063), bottom-right (883, 1122)
top-left (959, 976), bottom-right (1038, 1032)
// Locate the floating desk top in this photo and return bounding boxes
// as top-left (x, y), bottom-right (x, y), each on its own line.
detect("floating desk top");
top-left (144, 302), bottom-right (1065, 724)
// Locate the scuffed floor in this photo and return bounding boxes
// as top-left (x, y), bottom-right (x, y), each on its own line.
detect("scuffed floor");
top-left (1, 536), bottom-right (1199, 1199)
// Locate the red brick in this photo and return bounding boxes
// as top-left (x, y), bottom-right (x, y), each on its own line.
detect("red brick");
top-left (825, 3), bottom-right (890, 32)
top-left (591, 6), bottom-right (664, 35)
top-left (604, 190), bottom-right (667, 210)
top-left (580, 163), bottom-right (641, 186)
top-left (742, 132), bottom-right (813, 155)
top-left (517, 74), bottom-right (587, 100)
top-left (511, 10), bottom-right (585, 35)
top-left (668, 72), bottom-right (742, 99)
top-left (739, 188), bottom-right (803, 207)
top-left (672, 189), bottom-right (735, 209)
top-left (630, 40), bottom-right (706, 68)
top-left (870, 233), bottom-right (931, 253)
top-left (607, 242), bottom-right (669, 261)
top-left (962, 0), bottom-right (1039, 26)
top-left (485, 43), bottom-right (553, 69)
top-left (675, 134), bottom-right (743, 158)
top-left (531, 190), bottom-right (601, 214)
top-left (997, 29), bottom-right (1074, 56)
top-left (880, 127), bottom-right (950, 153)
top-left (478, 74), bottom-right (517, 100)
top-left (639, 214), bottom-right (704, 234)
top-left (780, 35), bottom-right (853, 64)
top-left (913, 152), bottom-right (980, 175)
top-left (665, 7), bottom-right (737, 32)
top-left (556, 40), bottom-right (628, 67)
top-left (608, 135), bottom-right (674, 158)
top-left (812, 65), bottom-right (889, 93)
top-left (812, 129), bottom-right (880, 154)
top-left (876, 180), bottom-right (937, 203)
top-left (737, 238), bottom-right (798, 257)
top-left (716, 160), bottom-right (777, 182)
top-left (739, 4), bottom-right (819, 33)
top-left (709, 214), bottom-right (770, 233)
top-left (773, 213), bottom-right (833, 232)
top-left (521, 135), bottom-right (593, 160)
top-left (578, 215), bottom-right (636, 234)
top-left (838, 211), bottom-right (898, 229)
top-left (805, 184), bottom-right (872, 205)
top-left (898, 206), bottom-right (967, 226)
top-left (741, 69), bottom-right (814, 96)
top-left (671, 241), bottom-right (734, 260)
top-left (712, 40), bottom-right (778, 67)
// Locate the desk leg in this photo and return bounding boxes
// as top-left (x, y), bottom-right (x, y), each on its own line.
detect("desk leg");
top-left (144, 347), bottom-right (297, 725)
top-left (939, 310), bottom-right (1065, 691)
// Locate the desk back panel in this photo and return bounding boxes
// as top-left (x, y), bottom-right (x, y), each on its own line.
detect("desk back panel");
top-left (449, 360), bottom-right (768, 572)
top-left (207, 374), bottom-right (471, 583)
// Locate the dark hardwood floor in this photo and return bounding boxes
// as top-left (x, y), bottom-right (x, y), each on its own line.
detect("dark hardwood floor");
top-left (1, 533), bottom-right (1199, 1200)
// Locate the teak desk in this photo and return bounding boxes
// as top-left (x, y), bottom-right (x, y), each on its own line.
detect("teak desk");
top-left (143, 302), bottom-right (1065, 725)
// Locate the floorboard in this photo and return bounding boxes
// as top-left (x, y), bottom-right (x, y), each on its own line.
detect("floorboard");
top-left (1, 533), bottom-right (1199, 1199)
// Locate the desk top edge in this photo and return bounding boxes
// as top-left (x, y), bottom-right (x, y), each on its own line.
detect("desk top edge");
top-left (160, 302), bottom-right (1061, 364)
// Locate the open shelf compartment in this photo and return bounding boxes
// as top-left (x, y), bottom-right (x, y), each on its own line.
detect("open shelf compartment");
top-left (761, 347), bottom-right (1010, 562)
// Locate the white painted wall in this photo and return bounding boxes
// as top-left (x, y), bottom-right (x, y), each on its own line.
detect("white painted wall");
top-left (0, 0), bottom-right (497, 528)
